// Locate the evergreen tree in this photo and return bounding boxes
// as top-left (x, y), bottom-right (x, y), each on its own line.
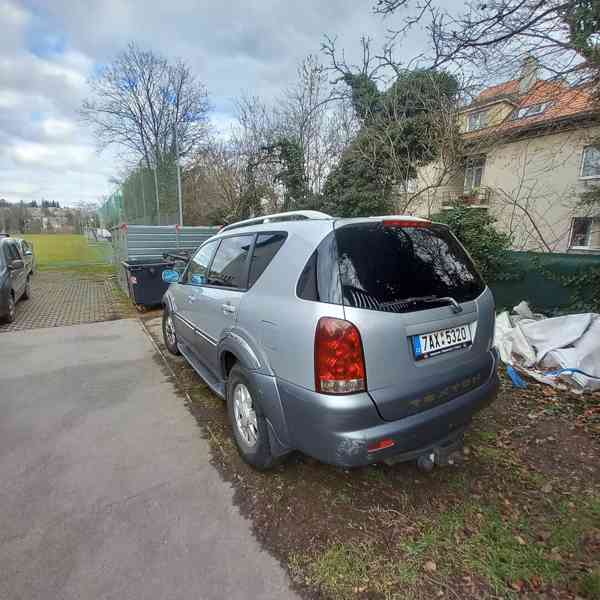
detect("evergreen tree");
top-left (322, 69), bottom-right (459, 217)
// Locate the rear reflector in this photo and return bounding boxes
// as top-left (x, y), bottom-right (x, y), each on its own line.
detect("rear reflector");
top-left (383, 219), bottom-right (430, 228)
top-left (315, 317), bottom-right (366, 394)
top-left (368, 438), bottom-right (395, 453)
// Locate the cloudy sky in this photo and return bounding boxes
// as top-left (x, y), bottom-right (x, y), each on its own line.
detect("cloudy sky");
top-left (0, 0), bottom-right (434, 207)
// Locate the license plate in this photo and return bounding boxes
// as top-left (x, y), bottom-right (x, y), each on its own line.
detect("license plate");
top-left (412, 324), bottom-right (472, 360)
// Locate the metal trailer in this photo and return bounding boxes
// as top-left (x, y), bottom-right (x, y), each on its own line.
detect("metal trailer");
top-left (112, 224), bottom-right (219, 298)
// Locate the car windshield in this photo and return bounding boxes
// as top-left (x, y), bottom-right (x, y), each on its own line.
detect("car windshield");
top-left (334, 221), bottom-right (484, 312)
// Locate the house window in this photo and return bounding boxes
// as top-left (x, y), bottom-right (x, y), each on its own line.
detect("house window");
top-left (401, 178), bottom-right (418, 193)
top-left (467, 110), bottom-right (488, 131)
top-left (581, 146), bottom-right (600, 179)
top-left (464, 156), bottom-right (486, 193)
top-left (511, 101), bottom-right (551, 120)
top-left (569, 217), bottom-right (600, 248)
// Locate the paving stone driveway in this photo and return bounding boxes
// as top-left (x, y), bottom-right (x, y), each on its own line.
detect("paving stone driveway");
top-left (0, 271), bottom-right (125, 332)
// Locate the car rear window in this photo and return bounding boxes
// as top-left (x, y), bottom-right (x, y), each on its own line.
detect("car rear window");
top-left (297, 221), bottom-right (484, 312)
top-left (335, 222), bottom-right (484, 312)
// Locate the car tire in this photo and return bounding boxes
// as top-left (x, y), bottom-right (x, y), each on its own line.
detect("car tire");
top-left (3, 294), bottom-right (16, 323)
top-left (227, 364), bottom-right (275, 470)
top-left (162, 309), bottom-right (181, 355)
top-left (22, 277), bottom-right (31, 300)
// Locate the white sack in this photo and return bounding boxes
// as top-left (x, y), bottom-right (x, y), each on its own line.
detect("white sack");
top-left (495, 303), bottom-right (600, 392)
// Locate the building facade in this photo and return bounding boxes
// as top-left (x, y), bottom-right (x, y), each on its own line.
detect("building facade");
top-left (405, 67), bottom-right (600, 253)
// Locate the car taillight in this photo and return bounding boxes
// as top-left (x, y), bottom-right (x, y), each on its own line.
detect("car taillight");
top-left (315, 317), bottom-right (366, 394)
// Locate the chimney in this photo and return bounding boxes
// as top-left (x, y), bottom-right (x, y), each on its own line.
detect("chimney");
top-left (518, 55), bottom-right (539, 94)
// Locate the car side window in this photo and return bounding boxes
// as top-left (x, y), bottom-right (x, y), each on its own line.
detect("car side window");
top-left (183, 240), bottom-right (219, 285)
top-left (5, 242), bottom-right (20, 261)
top-left (208, 235), bottom-right (253, 289)
top-left (248, 232), bottom-right (287, 288)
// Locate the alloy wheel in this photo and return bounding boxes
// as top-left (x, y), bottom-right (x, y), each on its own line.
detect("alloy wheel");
top-left (233, 383), bottom-right (258, 447)
top-left (8, 296), bottom-right (15, 320)
top-left (165, 314), bottom-right (176, 347)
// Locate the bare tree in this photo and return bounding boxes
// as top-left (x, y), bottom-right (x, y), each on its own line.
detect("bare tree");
top-left (226, 68), bottom-right (354, 215)
top-left (278, 55), bottom-right (356, 196)
top-left (183, 141), bottom-right (252, 225)
top-left (81, 43), bottom-right (210, 169)
top-left (229, 94), bottom-right (283, 214)
top-left (373, 0), bottom-right (600, 88)
top-left (181, 55), bottom-right (362, 223)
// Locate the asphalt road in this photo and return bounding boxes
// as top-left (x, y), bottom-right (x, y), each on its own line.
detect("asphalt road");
top-left (0, 319), bottom-right (298, 600)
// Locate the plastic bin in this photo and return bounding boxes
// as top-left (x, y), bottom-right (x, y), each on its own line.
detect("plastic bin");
top-left (121, 258), bottom-right (177, 308)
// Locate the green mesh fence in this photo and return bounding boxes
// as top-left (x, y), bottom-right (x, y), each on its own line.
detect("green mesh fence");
top-left (98, 158), bottom-right (179, 228)
top-left (490, 251), bottom-right (600, 314)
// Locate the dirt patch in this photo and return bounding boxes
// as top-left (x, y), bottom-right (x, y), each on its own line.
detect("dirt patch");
top-left (143, 315), bottom-right (600, 600)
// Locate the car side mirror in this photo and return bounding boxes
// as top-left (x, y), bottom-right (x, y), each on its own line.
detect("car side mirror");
top-left (162, 269), bottom-right (180, 284)
top-left (190, 274), bottom-right (207, 286)
top-left (25, 250), bottom-right (33, 256)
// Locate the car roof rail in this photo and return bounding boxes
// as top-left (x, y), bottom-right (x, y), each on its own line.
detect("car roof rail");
top-left (219, 210), bottom-right (332, 233)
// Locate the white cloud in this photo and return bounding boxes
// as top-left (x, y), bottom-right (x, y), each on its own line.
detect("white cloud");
top-left (41, 118), bottom-right (76, 140)
top-left (1, 0), bottom-right (438, 206)
top-left (0, 0), bottom-right (30, 52)
top-left (0, 90), bottom-right (21, 109)
top-left (0, 1), bottom-right (111, 204)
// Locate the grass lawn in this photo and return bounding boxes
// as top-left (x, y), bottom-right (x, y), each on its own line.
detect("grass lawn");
top-left (23, 234), bottom-right (114, 272)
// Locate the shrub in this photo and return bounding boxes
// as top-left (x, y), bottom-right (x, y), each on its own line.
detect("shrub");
top-left (431, 207), bottom-right (512, 281)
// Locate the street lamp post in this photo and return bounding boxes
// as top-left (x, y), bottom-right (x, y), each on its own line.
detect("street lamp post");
top-left (174, 124), bottom-right (183, 226)
top-left (153, 162), bottom-right (160, 225)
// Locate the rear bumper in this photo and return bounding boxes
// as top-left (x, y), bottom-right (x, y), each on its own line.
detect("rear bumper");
top-left (277, 354), bottom-right (499, 467)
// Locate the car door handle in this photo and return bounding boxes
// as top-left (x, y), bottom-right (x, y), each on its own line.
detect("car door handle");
top-left (221, 303), bottom-right (236, 315)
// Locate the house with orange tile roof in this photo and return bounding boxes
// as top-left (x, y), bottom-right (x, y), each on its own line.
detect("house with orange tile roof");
top-left (404, 60), bottom-right (600, 253)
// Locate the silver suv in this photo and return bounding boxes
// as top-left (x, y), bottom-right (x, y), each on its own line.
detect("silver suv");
top-left (161, 211), bottom-right (499, 470)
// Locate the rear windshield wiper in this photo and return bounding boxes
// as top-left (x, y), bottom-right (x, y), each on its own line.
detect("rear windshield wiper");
top-left (384, 295), bottom-right (463, 313)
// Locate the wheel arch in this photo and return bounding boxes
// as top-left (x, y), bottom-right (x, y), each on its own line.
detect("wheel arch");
top-left (162, 290), bottom-right (175, 311)
top-left (221, 350), bottom-right (238, 380)
top-left (221, 344), bottom-right (292, 458)
top-left (218, 331), bottom-right (266, 379)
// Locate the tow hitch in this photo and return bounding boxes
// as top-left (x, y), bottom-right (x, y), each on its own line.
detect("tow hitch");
top-left (415, 434), bottom-right (465, 472)
top-left (382, 430), bottom-right (466, 470)
top-left (416, 454), bottom-right (436, 472)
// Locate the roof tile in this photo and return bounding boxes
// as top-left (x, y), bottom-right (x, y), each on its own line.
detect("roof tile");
top-left (465, 78), bottom-right (598, 138)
